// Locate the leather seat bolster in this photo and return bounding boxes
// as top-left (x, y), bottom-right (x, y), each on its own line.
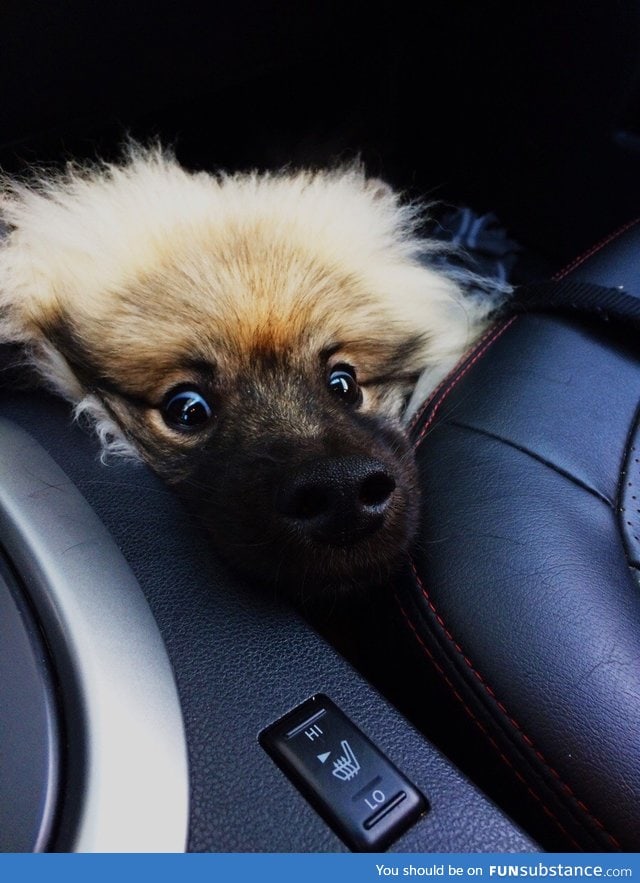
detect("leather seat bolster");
top-left (398, 222), bottom-right (640, 850)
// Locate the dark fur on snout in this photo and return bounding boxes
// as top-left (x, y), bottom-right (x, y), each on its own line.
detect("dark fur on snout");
top-left (151, 359), bottom-right (420, 596)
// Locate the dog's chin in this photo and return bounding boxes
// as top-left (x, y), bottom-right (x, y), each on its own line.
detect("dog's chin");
top-left (202, 490), bottom-right (420, 602)
top-left (218, 533), bottom-right (413, 601)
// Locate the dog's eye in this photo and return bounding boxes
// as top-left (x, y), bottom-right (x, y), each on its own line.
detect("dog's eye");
top-left (162, 388), bottom-right (213, 431)
top-left (327, 364), bottom-right (361, 406)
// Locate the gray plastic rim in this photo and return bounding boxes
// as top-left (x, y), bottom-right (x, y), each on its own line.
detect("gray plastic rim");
top-left (0, 418), bottom-right (189, 852)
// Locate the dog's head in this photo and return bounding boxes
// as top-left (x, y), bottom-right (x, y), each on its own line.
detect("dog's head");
top-left (0, 148), bottom-right (485, 595)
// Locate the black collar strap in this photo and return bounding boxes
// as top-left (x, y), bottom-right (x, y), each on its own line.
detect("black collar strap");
top-left (510, 279), bottom-right (640, 327)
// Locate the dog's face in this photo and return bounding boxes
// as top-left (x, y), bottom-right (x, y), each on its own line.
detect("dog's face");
top-left (0, 150), bottom-right (482, 595)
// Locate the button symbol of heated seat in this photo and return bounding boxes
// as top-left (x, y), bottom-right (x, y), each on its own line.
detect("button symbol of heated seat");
top-left (331, 740), bottom-right (360, 781)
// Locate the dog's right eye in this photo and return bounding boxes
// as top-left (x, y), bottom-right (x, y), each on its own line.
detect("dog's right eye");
top-left (162, 388), bottom-right (213, 431)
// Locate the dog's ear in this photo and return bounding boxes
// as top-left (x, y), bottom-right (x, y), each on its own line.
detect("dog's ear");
top-left (0, 188), bottom-right (139, 461)
top-left (0, 165), bottom-right (109, 392)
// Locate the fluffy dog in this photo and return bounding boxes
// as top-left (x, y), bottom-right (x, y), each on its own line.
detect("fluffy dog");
top-left (0, 147), bottom-right (501, 594)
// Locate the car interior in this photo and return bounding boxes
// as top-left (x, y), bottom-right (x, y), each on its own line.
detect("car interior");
top-left (2, 1), bottom-right (640, 854)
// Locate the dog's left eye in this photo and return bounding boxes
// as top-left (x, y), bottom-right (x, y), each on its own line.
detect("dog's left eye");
top-left (162, 388), bottom-right (213, 431)
top-left (327, 364), bottom-right (361, 406)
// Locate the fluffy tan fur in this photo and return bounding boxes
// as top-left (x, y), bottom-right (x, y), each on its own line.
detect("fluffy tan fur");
top-left (0, 146), bottom-right (496, 460)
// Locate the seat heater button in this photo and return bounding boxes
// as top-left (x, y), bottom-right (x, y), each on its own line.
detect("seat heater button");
top-left (260, 694), bottom-right (427, 851)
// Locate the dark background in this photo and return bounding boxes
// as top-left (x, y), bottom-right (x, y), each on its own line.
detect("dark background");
top-left (2, 1), bottom-right (640, 264)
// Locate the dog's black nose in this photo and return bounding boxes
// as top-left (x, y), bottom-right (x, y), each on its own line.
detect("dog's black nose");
top-left (276, 456), bottom-right (396, 545)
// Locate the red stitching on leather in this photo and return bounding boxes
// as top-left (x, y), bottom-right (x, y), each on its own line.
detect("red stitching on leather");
top-left (408, 319), bottom-right (517, 434)
top-left (403, 312), bottom-right (623, 848)
top-left (407, 563), bottom-right (621, 849)
top-left (413, 317), bottom-right (518, 449)
top-left (407, 320), bottom-right (514, 433)
top-left (394, 594), bottom-right (581, 850)
top-left (553, 217), bottom-right (640, 281)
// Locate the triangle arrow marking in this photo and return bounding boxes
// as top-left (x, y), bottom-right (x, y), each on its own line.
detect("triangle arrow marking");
top-left (317, 752), bottom-right (331, 764)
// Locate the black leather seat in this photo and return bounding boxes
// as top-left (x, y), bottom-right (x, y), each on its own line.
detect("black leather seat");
top-left (396, 219), bottom-right (640, 850)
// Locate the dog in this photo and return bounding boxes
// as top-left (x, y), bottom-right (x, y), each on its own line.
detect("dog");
top-left (0, 146), bottom-right (503, 595)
